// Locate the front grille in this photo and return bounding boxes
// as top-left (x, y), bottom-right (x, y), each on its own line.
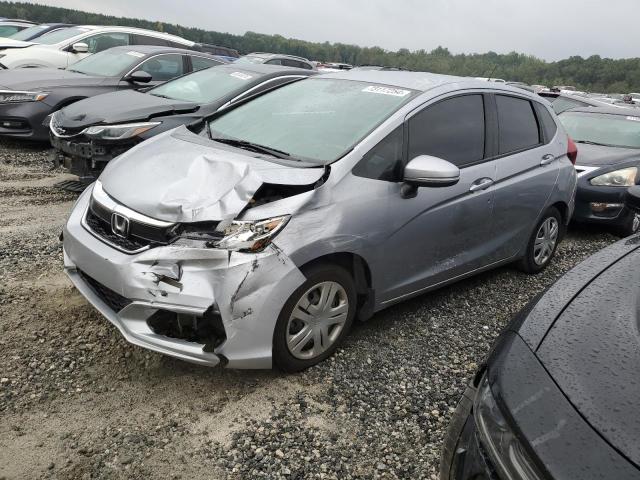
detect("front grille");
top-left (78, 270), bottom-right (131, 312)
top-left (85, 198), bottom-right (177, 253)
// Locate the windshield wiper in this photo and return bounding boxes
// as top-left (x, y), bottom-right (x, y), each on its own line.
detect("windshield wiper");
top-left (66, 69), bottom-right (85, 74)
top-left (150, 93), bottom-right (173, 99)
top-left (211, 137), bottom-right (293, 159)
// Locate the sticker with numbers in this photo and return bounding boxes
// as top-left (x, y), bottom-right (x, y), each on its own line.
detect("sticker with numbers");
top-left (230, 72), bottom-right (253, 80)
top-left (362, 85), bottom-right (411, 97)
top-left (627, 116), bottom-right (640, 122)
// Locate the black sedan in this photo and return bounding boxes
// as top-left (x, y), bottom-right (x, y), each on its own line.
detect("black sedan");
top-left (50, 63), bottom-right (315, 187)
top-left (0, 45), bottom-right (224, 141)
top-left (441, 187), bottom-right (640, 480)
top-left (560, 106), bottom-right (640, 236)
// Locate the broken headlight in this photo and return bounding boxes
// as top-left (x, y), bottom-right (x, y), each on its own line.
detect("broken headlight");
top-left (0, 90), bottom-right (48, 103)
top-left (84, 121), bottom-right (160, 140)
top-left (216, 216), bottom-right (290, 252)
top-left (475, 376), bottom-right (544, 480)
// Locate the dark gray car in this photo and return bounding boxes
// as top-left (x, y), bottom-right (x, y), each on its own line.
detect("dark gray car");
top-left (0, 45), bottom-right (224, 141)
top-left (50, 64), bottom-right (315, 187)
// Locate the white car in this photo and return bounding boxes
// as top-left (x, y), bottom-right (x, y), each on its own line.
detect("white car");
top-left (0, 25), bottom-right (199, 69)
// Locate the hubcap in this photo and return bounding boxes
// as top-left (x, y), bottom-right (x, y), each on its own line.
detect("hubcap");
top-left (286, 281), bottom-right (349, 360)
top-left (533, 217), bottom-right (559, 266)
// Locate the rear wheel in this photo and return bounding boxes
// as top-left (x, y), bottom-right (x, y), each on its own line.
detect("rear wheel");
top-left (273, 263), bottom-right (356, 372)
top-left (518, 207), bottom-right (563, 274)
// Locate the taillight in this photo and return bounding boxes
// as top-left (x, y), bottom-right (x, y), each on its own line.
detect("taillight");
top-left (567, 136), bottom-right (578, 165)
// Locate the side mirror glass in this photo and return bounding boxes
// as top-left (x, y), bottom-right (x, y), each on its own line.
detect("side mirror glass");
top-left (126, 70), bottom-right (153, 84)
top-left (625, 186), bottom-right (640, 213)
top-left (71, 42), bottom-right (88, 53)
top-left (403, 155), bottom-right (460, 188)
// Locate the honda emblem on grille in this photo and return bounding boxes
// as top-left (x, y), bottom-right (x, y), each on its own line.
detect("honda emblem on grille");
top-left (111, 213), bottom-right (130, 238)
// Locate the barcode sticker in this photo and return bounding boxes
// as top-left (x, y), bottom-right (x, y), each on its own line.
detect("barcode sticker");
top-left (362, 85), bottom-right (410, 97)
top-left (230, 72), bottom-right (253, 80)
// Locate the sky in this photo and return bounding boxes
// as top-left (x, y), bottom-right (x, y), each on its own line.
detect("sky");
top-left (27, 0), bottom-right (640, 61)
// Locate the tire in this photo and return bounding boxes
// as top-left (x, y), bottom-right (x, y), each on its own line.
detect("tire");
top-left (439, 381), bottom-right (477, 480)
top-left (613, 211), bottom-right (640, 238)
top-left (517, 207), bottom-right (563, 274)
top-left (273, 263), bottom-right (356, 372)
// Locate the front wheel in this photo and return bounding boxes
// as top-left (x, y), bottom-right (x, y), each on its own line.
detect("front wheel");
top-left (273, 263), bottom-right (356, 372)
top-left (517, 207), bottom-right (563, 274)
top-left (613, 211), bottom-right (640, 238)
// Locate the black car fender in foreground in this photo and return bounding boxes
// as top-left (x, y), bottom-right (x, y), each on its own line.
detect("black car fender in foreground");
top-left (441, 186), bottom-right (640, 480)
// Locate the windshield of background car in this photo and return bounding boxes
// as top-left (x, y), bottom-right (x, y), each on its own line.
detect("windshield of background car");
top-left (208, 78), bottom-right (418, 164)
top-left (561, 111), bottom-right (640, 148)
top-left (35, 26), bottom-right (90, 45)
top-left (149, 67), bottom-right (261, 103)
top-left (68, 49), bottom-right (143, 76)
top-left (9, 24), bottom-right (47, 40)
top-left (235, 56), bottom-right (266, 64)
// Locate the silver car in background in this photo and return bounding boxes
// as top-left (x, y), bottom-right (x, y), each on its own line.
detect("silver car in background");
top-left (62, 71), bottom-right (577, 371)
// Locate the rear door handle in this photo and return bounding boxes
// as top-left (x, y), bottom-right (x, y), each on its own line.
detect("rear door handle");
top-left (469, 178), bottom-right (494, 192)
top-left (540, 154), bottom-right (555, 166)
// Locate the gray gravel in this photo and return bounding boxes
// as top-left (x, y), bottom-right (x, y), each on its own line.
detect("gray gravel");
top-left (0, 139), bottom-right (617, 479)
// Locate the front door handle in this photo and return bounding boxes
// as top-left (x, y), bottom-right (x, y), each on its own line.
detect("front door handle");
top-left (469, 178), bottom-right (494, 193)
top-left (540, 154), bottom-right (555, 166)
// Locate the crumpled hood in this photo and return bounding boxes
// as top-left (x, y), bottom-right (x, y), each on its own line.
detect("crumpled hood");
top-left (0, 67), bottom-right (105, 90)
top-left (56, 90), bottom-right (199, 128)
top-left (99, 127), bottom-right (325, 223)
top-left (575, 143), bottom-right (640, 167)
top-left (536, 244), bottom-right (640, 466)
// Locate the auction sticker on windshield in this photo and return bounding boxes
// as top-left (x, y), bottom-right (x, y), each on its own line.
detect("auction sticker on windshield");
top-left (230, 72), bottom-right (253, 81)
top-left (126, 51), bottom-right (145, 58)
top-left (362, 85), bottom-right (411, 97)
top-left (626, 116), bottom-right (640, 122)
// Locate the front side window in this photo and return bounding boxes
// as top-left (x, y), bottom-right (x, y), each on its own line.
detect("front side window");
top-left (408, 94), bottom-right (485, 167)
top-left (208, 78), bottom-right (418, 164)
top-left (137, 54), bottom-right (185, 81)
top-left (67, 49), bottom-right (143, 76)
top-left (496, 95), bottom-right (540, 154)
top-left (560, 112), bottom-right (640, 149)
top-left (84, 32), bottom-right (130, 54)
top-left (353, 126), bottom-right (404, 181)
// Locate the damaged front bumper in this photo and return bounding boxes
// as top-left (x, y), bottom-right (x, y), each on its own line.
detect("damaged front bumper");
top-left (63, 188), bottom-right (306, 369)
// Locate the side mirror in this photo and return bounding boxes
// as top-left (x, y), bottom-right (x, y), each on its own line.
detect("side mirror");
top-left (401, 155), bottom-right (460, 198)
top-left (625, 186), bottom-right (640, 213)
top-left (71, 42), bottom-right (88, 53)
top-left (125, 70), bottom-right (153, 84)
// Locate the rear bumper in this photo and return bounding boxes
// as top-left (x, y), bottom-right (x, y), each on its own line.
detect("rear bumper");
top-left (63, 187), bottom-right (307, 369)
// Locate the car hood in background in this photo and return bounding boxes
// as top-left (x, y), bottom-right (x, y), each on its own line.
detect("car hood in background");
top-left (56, 90), bottom-right (199, 127)
top-left (99, 127), bottom-right (325, 223)
top-left (0, 39), bottom-right (34, 50)
top-left (575, 143), bottom-right (640, 167)
top-left (536, 241), bottom-right (640, 466)
top-left (0, 68), bottom-right (107, 90)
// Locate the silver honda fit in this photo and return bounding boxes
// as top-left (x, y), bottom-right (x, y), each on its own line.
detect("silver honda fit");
top-left (62, 71), bottom-right (577, 371)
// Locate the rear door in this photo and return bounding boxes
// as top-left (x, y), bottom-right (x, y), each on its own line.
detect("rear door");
top-left (489, 94), bottom-right (561, 261)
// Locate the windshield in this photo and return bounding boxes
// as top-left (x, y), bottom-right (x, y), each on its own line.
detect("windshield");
top-left (36, 26), bottom-right (90, 45)
top-left (150, 67), bottom-right (260, 103)
top-left (9, 25), bottom-right (47, 41)
top-left (208, 78), bottom-right (417, 164)
top-left (235, 56), bottom-right (265, 64)
top-left (560, 112), bottom-right (640, 149)
top-left (68, 49), bottom-right (142, 76)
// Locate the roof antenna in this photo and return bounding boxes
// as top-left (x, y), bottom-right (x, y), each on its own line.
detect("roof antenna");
top-left (486, 64), bottom-right (498, 82)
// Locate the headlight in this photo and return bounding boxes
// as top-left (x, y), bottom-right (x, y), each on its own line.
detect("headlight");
top-left (0, 90), bottom-right (48, 103)
top-left (475, 377), bottom-right (544, 480)
top-left (590, 167), bottom-right (637, 186)
top-left (84, 121), bottom-right (160, 140)
top-left (174, 216), bottom-right (290, 252)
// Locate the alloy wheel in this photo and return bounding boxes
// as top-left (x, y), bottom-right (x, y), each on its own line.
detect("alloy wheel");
top-left (533, 217), bottom-right (559, 266)
top-left (286, 281), bottom-right (349, 360)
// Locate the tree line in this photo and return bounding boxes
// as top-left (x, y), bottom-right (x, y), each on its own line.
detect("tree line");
top-left (1, 1), bottom-right (639, 93)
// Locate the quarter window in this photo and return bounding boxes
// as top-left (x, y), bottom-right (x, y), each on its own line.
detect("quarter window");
top-left (496, 95), bottom-right (540, 154)
top-left (137, 54), bottom-right (185, 81)
top-left (131, 34), bottom-right (168, 46)
top-left (408, 95), bottom-right (485, 167)
top-left (353, 126), bottom-right (404, 181)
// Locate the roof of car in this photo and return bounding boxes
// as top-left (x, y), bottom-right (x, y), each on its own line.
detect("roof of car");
top-left (317, 70), bottom-right (515, 92)
top-left (74, 25), bottom-right (194, 44)
top-left (245, 52), bottom-right (311, 62)
top-left (215, 62), bottom-right (316, 77)
top-left (562, 106), bottom-right (640, 116)
top-left (102, 45), bottom-right (213, 56)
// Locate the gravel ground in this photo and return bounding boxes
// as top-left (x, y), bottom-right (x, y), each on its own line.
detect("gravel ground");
top-left (0, 138), bottom-right (617, 480)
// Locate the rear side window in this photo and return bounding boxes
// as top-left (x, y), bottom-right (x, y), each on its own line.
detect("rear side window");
top-left (131, 34), bottom-right (168, 46)
top-left (496, 95), bottom-right (540, 154)
top-left (265, 59), bottom-right (282, 65)
top-left (191, 55), bottom-right (221, 71)
top-left (408, 95), bottom-right (485, 167)
top-left (533, 103), bottom-right (558, 143)
top-left (353, 126), bottom-right (404, 181)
